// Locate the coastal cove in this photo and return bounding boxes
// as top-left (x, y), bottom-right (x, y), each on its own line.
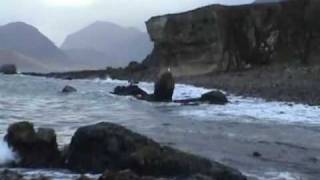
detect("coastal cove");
top-left (0, 74), bottom-right (319, 179)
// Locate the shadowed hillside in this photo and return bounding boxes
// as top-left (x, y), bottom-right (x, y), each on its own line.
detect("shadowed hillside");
top-left (61, 21), bottom-right (153, 68)
top-left (0, 22), bottom-right (68, 72)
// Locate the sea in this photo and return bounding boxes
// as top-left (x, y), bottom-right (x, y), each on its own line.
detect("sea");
top-left (0, 74), bottom-right (319, 180)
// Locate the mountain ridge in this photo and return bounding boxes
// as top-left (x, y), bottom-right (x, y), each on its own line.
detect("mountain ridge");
top-left (61, 21), bottom-right (153, 68)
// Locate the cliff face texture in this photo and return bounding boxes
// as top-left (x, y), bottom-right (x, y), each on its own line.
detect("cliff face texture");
top-left (143, 0), bottom-right (320, 77)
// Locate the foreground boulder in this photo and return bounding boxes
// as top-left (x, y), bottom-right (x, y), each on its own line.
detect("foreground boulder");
top-left (4, 122), bottom-right (62, 168)
top-left (0, 64), bottom-right (17, 74)
top-left (66, 122), bottom-right (245, 179)
top-left (154, 72), bottom-right (175, 102)
top-left (61, 85), bottom-right (77, 93)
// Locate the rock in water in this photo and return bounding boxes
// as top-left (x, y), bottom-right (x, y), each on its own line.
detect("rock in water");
top-left (99, 170), bottom-right (157, 180)
top-left (113, 85), bottom-right (148, 98)
top-left (0, 170), bottom-right (23, 180)
top-left (200, 91), bottom-right (228, 105)
top-left (0, 64), bottom-right (17, 74)
top-left (66, 122), bottom-right (246, 180)
top-left (153, 72), bottom-right (175, 102)
top-left (4, 122), bottom-right (62, 168)
top-left (62, 85), bottom-right (77, 93)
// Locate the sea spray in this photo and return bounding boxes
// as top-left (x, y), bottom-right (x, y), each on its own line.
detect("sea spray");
top-left (0, 139), bottom-right (16, 166)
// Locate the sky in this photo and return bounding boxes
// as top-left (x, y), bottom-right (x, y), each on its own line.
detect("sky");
top-left (0, 0), bottom-right (253, 46)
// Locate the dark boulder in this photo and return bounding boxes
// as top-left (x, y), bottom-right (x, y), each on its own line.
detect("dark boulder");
top-left (66, 122), bottom-right (246, 180)
top-left (99, 170), bottom-right (157, 180)
top-left (4, 122), bottom-right (62, 168)
top-left (62, 85), bottom-right (77, 93)
top-left (200, 91), bottom-right (228, 105)
top-left (113, 85), bottom-right (149, 99)
top-left (153, 72), bottom-right (175, 102)
top-left (0, 64), bottom-right (17, 74)
top-left (0, 170), bottom-right (23, 180)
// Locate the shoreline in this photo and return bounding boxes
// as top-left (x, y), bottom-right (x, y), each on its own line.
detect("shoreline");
top-left (22, 63), bottom-right (320, 106)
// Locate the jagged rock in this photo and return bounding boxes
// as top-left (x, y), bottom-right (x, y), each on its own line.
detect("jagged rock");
top-left (200, 91), bottom-right (228, 105)
top-left (62, 85), bottom-right (77, 93)
top-left (0, 64), bottom-right (17, 74)
top-left (4, 122), bottom-right (62, 168)
top-left (66, 122), bottom-right (246, 180)
top-left (113, 85), bottom-right (149, 98)
top-left (153, 72), bottom-right (175, 102)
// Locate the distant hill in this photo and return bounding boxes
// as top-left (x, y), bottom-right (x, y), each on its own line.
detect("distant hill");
top-left (61, 21), bottom-right (153, 68)
top-left (0, 22), bottom-right (65, 59)
top-left (0, 22), bottom-right (68, 72)
top-left (254, 0), bottom-right (284, 3)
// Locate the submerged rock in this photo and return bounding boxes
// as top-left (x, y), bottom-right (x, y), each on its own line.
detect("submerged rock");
top-left (4, 122), bottom-right (62, 168)
top-left (0, 64), bottom-right (17, 74)
top-left (200, 91), bottom-right (228, 105)
top-left (154, 72), bottom-right (175, 102)
top-left (62, 85), bottom-right (77, 93)
top-left (66, 122), bottom-right (246, 179)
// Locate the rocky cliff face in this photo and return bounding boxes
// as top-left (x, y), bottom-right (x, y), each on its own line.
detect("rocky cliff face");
top-left (142, 0), bottom-right (320, 77)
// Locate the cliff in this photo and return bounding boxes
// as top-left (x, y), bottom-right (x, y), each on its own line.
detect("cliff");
top-left (142, 0), bottom-right (320, 77)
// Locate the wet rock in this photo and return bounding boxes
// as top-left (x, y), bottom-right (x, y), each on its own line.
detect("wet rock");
top-left (113, 85), bottom-right (149, 98)
top-left (0, 64), bottom-right (17, 74)
top-left (200, 91), bottom-right (228, 105)
top-left (4, 122), bottom-right (62, 168)
top-left (66, 122), bottom-right (246, 180)
top-left (154, 72), bottom-right (175, 102)
top-left (0, 169), bottom-right (23, 180)
top-left (0, 170), bottom-right (51, 180)
top-left (99, 170), bottom-right (158, 180)
top-left (253, 152), bottom-right (262, 158)
top-left (62, 85), bottom-right (77, 93)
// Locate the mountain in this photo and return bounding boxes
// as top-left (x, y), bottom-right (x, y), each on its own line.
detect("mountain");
top-left (61, 21), bottom-right (153, 68)
top-left (0, 22), bottom-right (68, 72)
top-left (0, 22), bottom-right (65, 59)
top-left (254, 0), bottom-right (284, 3)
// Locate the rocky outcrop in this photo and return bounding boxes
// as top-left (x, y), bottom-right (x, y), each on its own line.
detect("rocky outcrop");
top-left (113, 72), bottom-right (176, 102)
top-left (62, 85), bottom-right (77, 93)
top-left (66, 122), bottom-right (245, 179)
top-left (2, 121), bottom-right (245, 179)
top-left (154, 71), bottom-right (175, 102)
top-left (142, 0), bottom-right (320, 75)
top-left (0, 64), bottom-right (17, 74)
top-left (4, 122), bottom-right (62, 168)
top-left (113, 85), bottom-right (149, 99)
top-left (200, 91), bottom-right (228, 105)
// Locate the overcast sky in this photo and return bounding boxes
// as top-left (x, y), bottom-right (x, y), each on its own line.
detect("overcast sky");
top-left (0, 0), bottom-right (253, 45)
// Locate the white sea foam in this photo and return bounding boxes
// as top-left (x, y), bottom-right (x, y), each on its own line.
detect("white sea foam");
top-left (101, 78), bottom-right (320, 125)
top-left (245, 171), bottom-right (303, 180)
top-left (0, 139), bottom-right (16, 165)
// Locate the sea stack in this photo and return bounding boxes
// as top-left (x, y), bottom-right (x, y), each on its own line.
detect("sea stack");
top-left (153, 70), bottom-right (175, 102)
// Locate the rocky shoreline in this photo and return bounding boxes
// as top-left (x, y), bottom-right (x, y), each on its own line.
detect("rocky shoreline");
top-left (21, 62), bottom-right (320, 106)
top-left (2, 121), bottom-right (246, 180)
